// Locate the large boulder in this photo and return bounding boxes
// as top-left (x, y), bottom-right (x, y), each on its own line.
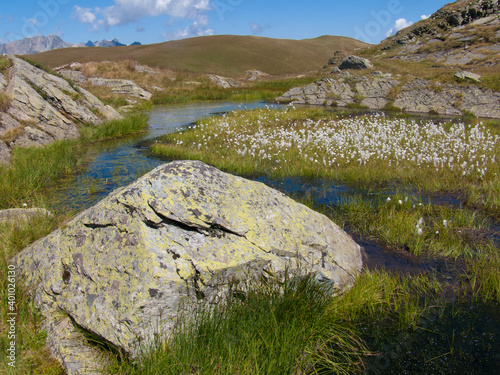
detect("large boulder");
top-left (338, 55), bottom-right (374, 70)
top-left (14, 160), bottom-right (362, 374)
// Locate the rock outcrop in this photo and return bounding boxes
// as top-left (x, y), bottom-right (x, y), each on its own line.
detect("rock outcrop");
top-left (383, 0), bottom-right (500, 68)
top-left (14, 160), bottom-right (362, 374)
top-left (0, 57), bottom-right (122, 166)
top-left (208, 74), bottom-right (240, 88)
top-left (87, 78), bottom-right (152, 100)
top-left (338, 55), bottom-right (374, 70)
top-left (276, 73), bottom-right (500, 118)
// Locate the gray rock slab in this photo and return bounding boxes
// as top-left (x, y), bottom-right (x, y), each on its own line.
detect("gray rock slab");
top-left (14, 160), bottom-right (363, 373)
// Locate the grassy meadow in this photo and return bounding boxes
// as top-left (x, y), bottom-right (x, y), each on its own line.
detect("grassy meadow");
top-left (27, 35), bottom-right (368, 76)
top-left (1, 101), bottom-right (500, 373)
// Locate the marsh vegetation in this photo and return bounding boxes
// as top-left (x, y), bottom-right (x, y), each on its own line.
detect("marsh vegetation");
top-left (1, 103), bottom-right (499, 374)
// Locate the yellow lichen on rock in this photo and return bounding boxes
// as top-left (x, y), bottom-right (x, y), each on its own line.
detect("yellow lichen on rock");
top-left (14, 160), bottom-right (362, 374)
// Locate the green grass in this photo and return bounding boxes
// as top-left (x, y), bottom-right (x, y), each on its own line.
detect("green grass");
top-left (108, 269), bottom-right (447, 375)
top-left (0, 114), bottom-right (148, 209)
top-left (80, 113), bottom-right (148, 141)
top-left (0, 92), bottom-right (11, 112)
top-left (150, 107), bottom-right (500, 202)
top-left (0, 217), bottom-right (66, 374)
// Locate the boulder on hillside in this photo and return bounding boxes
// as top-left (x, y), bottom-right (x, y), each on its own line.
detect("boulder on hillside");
top-left (324, 50), bottom-right (348, 68)
top-left (455, 71), bottom-right (481, 82)
top-left (88, 78), bottom-right (152, 100)
top-left (14, 160), bottom-right (363, 374)
top-left (338, 55), bottom-right (374, 70)
top-left (208, 74), bottom-right (240, 88)
top-left (245, 70), bottom-right (269, 81)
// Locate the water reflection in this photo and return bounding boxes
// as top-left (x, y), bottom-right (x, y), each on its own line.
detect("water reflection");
top-left (50, 102), bottom-right (283, 211)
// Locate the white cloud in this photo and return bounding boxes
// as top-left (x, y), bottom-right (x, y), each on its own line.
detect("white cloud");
top-left (421, 14), bottom-right (430, 20)
top-left (74, 0), bottom-right (210, 29)
top-left (74, 0), bottom-right (212, 39)
top-left (385, 18), bottom-right (413, 37)
top-left (74, 6), bottom-right (97, 24)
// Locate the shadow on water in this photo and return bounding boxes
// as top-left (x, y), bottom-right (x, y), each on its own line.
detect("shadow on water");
top-left (362, 300), bottom-right (500, 375)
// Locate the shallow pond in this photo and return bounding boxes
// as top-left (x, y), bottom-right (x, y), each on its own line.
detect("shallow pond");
top-left (51, 102), bottom-right (499, 373)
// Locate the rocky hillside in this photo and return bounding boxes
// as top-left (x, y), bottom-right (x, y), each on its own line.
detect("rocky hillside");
top-left (277, 0), bottom-right (500, 118)
top-left (0, 57), bottom-right (122, 166)
top-left (382, 0), bottom-right (500, 67)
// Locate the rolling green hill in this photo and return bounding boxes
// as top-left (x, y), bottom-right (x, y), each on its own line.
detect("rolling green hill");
top-left (27, 34), bottom-right (369, 77)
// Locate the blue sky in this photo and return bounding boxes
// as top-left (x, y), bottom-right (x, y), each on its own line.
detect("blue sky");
top-left (1, 0), bottom-right (448, 45)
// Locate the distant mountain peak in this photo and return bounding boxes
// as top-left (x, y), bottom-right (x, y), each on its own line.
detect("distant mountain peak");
top-left (0, 34), bottom-right (73, 55)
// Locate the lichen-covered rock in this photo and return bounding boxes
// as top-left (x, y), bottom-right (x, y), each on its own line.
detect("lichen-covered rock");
top-left (394, 79), bottom-right (500, 117)
top-left (6, 75), bottom-right (80, 140)
top-left (0, 72), bottom-right (7, 91)
top-left (14, 160), bottom-right (362, 374)
top-left (9, 58), bottom-right (107, 126)
top-left (355, 77), bottom-right (399, 109)
top-left (0, 57), bottom-right (123, 165)
top-left (276, 77), bottom-right (356, 106)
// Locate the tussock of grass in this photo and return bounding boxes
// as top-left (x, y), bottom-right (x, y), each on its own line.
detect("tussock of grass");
top-left (0, 56), bottom-right (13, 72)
top-left (109, 271), bottom-right (365, 375)
top-left (0, 92), bottom-right (11, 112)
top-left (80, 113), bottom-right (148, 142)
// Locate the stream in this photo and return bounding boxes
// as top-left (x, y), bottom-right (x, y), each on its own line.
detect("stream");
top-left (50, 101), bottom-right (499, 373)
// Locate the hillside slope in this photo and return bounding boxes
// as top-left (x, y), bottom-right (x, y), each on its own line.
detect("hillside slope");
top-left (27, 35), bottom-right (369, 77)
top-left (277, 0), bottom-right (500, 118)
